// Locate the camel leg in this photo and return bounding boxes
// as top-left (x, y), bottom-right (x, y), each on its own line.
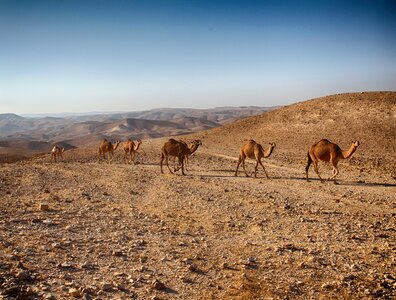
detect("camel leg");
top-left (174, 158), bottom-right (180, 172)
top-left (98, 150), bottom-right (103, 163)
top-left (185, 155), bottom-right (189, 171)
top-left (109, 151), bottom-right (115, 164)
top-left (329, 166), bottom-right (339, 180)
top-left (329, 160), bottom-right (339, 182)
top-left (179, 156), bottom-right (186, 175)
top-left (131, 152), bottom-right (136, 164)
top-left (106, 152), bottom-right (112, 164)
top-left (242, 158), bottom-right (250, 177)
top-left (305, 152), bottom-right (312, 181)
top-left (313, 161), bottom-right (323, 182)
top-left (254, 161), bottom-right (258, 178)
top-left (235, 156), bottom-right (242, 176)
top-left (160, 153), bottom-right (165, 173)
top-left (258, 158), bottom-right (269, 179)
top-left (166, 156), bottom-right (174, 174)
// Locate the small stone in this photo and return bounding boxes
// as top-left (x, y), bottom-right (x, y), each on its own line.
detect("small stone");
top-left (151, 279), bottom-right (166, 290)
top-left (83, 294), bottom-right (93, 300)
top-left (68, 288), bottom-right (81, 297)
top-left (247, 257), bottom-right (257, 264)
top-left (372, 289), bottom-right (384, 297)
top-left (39, 203), bottom-right (50, 211)
top-left (384, 273), bottom-right (395, 282)
top-left (117, 284), bottom-right (128, 291)
top-left (101, 283), bottom-right (112, 292)
top-left (343, 274), bottom-right (357, 281)
top-left (321, 282), bottom-right (334, 289)
top-left (112, 250), bottom-right (124, 257)
top-left (2, 286), bottom-right (20, 296)
top-left (16, 270), bottom-right (31, 281)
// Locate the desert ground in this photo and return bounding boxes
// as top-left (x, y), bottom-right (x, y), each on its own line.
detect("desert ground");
top-left (1, 92), bottom-right (395, 299)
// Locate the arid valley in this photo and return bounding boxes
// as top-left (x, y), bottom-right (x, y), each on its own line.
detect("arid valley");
top-left (1, 92), bottom-right (395, 299)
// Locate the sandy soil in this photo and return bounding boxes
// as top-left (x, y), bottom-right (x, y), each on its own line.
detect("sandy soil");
top-left (1, 137), bottom-right (395, 299)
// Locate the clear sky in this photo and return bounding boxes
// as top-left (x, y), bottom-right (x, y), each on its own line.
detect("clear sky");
top-left (1, 0), bottom-right (396, 114)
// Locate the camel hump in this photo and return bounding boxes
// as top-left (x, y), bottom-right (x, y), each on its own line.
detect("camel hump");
top-left (248, 139), bottom-right (256, 144)
top-left (319, 139), bottom-right (332, 144)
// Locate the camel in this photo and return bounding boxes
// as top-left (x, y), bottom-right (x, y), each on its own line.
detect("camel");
top-left (123, 139), bottom-right (142, 164)
top-left (98, 139), bottom-right (121, 163)
top-left (235, 140), bottom-right (276, 178)
top-left (160, 139), bottom-right (202, 175)
top-left (172, 140), bottom-right (193, 170)
top-left (50, 146), bottom-right (65, 162)
top-left (305, 139), bottom-right (360, 182)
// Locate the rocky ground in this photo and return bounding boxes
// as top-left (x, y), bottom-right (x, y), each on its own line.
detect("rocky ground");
top-left (1, 138), bottom-right (395, 300)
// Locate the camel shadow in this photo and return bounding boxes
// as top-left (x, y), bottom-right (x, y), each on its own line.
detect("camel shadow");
top-left (160, 287), bottom-right (178, 294)
top-left (283, 176), bottom-right (396, 187)
top-left (338, 180), bottom-right (396, 188)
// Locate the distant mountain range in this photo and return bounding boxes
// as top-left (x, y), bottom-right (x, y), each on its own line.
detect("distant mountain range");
top-left (0, 106), bottom-right (273, 160)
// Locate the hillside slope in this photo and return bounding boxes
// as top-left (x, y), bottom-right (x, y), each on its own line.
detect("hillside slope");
top-left (199, 92), bottom-right (396, 175)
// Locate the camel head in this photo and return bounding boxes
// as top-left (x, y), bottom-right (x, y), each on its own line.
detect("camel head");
top-left (262, 142), bottom-right (276, 158)
top-left (134, 139), bottom-right (142, 150)
top-left (187, 140), bottom-right (202, 155)
top-left (352, 141), bottom-right (360, 148)
top-left (193, 139), bottom-right (202, 146)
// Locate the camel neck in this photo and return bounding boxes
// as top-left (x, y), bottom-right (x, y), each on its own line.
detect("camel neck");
top-left (342, 144), bottom-right (357, 159)
top-left (189, 144), bottom-right (199, 155)
top-left (113, 143), bottom-right (120, 150)
top-left (264, 146), bottom-right (274, 158)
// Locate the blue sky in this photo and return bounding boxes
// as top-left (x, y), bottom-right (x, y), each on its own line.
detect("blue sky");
top-left (1, 0), bottom-right (396, 114)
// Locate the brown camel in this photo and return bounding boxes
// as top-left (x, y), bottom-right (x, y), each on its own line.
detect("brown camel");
top-left (51, 146), bottom-right (65, 162)
top-left (98, 139), bottom-right (121, 163)
top-left (172, 140), bottom-right (193, 170)
top-left (235, 140), bottom-right (276, 178)
top-left (306, 139), bottom-right (360, 182)
top-left (123, 139), bottom-right (142, 164)
top-left (160, 139), bottom-right (202, 175)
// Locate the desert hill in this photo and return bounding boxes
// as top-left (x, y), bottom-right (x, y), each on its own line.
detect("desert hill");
top-left (0, 92), bottom-right (395, 299)
top-left (198, 91), bottom-right (396, 175)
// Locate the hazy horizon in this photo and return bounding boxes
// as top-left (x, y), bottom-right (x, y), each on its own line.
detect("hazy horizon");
top-left (1, 0), bottom-right (396, 114)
